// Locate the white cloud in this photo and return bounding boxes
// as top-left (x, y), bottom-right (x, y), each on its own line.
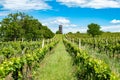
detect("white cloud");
top-left (0, 0), bottom-right (51, 11)
top-left (101, 25), bottom-right (120, 32)
top-left (42, 17), bottom-right (77, 27)
top-left (57, 0), bottom-right (120, 9)
top-left (63, 24), bottom-right (120, 33)
top-left (40, 17), bottom-right (80, 33)
top-left (0, 11), bottom-right (11, 17)
top-left (64, 27), bottom-right (87, 33)
top-left (110, 19), bottom-right (120, 24)
top-left (41, 17), bottom-right (120, 33)
top-left (51, 17), bottom-right (70, 25)
top-left (0, 12), bottom-right (8, 16)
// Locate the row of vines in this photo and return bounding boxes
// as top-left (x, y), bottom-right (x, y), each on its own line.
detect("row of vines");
top-left (63, 39), bottom-right (119, 80)
top-left (65, 33), bottom-right (120, 77)
top-left (65, 33), bottom-right (120, 59)
top-left (0, 37), bottom-right (59, 80)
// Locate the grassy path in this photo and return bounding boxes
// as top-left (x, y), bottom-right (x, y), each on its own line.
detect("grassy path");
top-left (35, 40), bottom-right (76, 80)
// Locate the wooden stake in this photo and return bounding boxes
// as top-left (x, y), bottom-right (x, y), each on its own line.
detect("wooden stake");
top-left (42, 39), bottom-right (44, 48)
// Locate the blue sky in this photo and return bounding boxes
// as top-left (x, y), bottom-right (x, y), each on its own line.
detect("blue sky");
top-left (0, 0), bottom-right (120, 33)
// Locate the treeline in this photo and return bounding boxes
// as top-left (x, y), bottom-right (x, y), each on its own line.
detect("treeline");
top-left (67, 31), bottom-right (120, 38)
top-left (66, 23), bottom-right (120, 38)
top-left (0, 12), bottom-right (54, 41)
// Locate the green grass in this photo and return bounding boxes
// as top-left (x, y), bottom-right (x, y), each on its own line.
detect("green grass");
top-left (35, 39), bottom-right (76, 80)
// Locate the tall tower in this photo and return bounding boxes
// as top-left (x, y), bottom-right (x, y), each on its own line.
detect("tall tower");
top-left (59, 25), bottom-right (63, 34)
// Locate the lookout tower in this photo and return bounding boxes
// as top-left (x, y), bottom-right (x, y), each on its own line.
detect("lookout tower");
top-left (59, 25), bottom-right (63, 34)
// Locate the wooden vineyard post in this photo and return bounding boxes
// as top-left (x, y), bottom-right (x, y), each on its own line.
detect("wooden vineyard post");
top-left (70, 38), bottom-right (71, 42)
top-left (47, 39), bottom-right (49, 44)
top-left (105, 39), bottom-right (108, 55)
top-left (22, 38), bottom-right (24, 42)
top-left (73, 38), bottom-right (74, 44)
top-left (42, 39), bottom-right (44, 48)
top-left (79, 39), bottom-right (81, 48)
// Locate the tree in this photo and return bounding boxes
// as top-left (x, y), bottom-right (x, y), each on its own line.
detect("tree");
top-left (0, 12), bottom-right (54, 41)
top-left (87, 23), bottom-right (102, 37)
top-left (56, 30), bottom-right (61, 34)
top-left (42, 26), bottom-right (54, 39)
top-left (87, 23), bottom-right (103, 48)
top-left (67, 32), bottom-right (73, 34)
top-left (76, 31), bottom-right (80, 34)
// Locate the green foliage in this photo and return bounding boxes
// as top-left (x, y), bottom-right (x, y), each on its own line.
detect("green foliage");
top-left (65, 33), bottom-right (120, 79)
top-left (76, 31), bottom-right (80, 34)
top-left (63, 39), bottom-right (119, 80)
top-left (0, 38), bottom-right (59, 79)
top-left (66, 32), bottom-right (120, 58)
top-left (87, 23), bottom-right (102, 37)
top-left (0, 47), bottom-right (14, 59)
top-left (67, 32), bottom-right (73, 34)
top-left (0, 12), bottom-right (54, 41)
top-left (42, 26), bottom-right (54, 39)
top-left (56, 30), bottom-right (61, 34)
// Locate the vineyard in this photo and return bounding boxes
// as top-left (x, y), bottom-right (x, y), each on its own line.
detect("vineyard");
top-left (0, 35), bottom-right (59, 80)
top-left (0, 34), bottom-right (120, 80)
top-left (65, 33), bottom-right (120, 80)
top-left (0, 0), bottom-right (120, 78)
